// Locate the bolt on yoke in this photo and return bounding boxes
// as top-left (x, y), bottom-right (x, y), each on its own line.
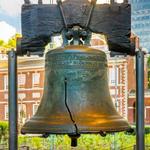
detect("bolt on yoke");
top-left (62, 26), bottom-right (92, 46)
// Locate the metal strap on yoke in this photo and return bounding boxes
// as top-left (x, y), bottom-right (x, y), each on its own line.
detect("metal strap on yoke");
top-left (57, 0), bottom-right (97, 29)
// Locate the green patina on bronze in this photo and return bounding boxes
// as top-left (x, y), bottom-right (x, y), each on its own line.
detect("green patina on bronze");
top-left (21, 45), bottom-right (130, 135)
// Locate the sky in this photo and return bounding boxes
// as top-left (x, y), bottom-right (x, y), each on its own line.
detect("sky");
top-left (0, 0), bottom-right (123, 42)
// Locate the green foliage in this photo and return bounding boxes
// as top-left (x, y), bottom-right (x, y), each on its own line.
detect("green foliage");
top-left (145, 134), bottom-right (150, 147)
top-left (0, 122), bottom-right (149, 149)
top-left (0, 39), bottom-right (4, 46)
top-left (7, 37), bottom-right (16, 48)
top-left (19, 135), bottom-right (51, 150)
top-left (145, 126), bottom-right (150, 134)
top-left (0, 133), bottom-right (150, 149)
top-left (49, 133), bottom-right (135, 150)
top-left (0, 121), bottom-right (8, 144)
top-left (148, 57), bottom-right (150, 67)
top-left (30, 137), bottom-right (43, 149)
top-left (5, 33), bottom-right (21, 49)
top-left (0, 33), bottom-right (21, 53)
top-left (125, 126), bottom-right (150, 135)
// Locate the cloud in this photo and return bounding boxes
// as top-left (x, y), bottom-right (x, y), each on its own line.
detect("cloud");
top-left (0, 0), bottom-right (24, 16)
top-left (0, 21), bottom-right (16, 42)
top-left (0, 0), bottom-right (54, 16)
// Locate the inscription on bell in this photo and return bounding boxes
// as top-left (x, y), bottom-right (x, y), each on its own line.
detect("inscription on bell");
top-left (47, 53), bottom-right (107, 69)
top-left (47, 53), bottom-right (106, 61)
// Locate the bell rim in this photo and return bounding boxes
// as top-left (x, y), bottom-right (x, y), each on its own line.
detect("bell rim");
top-left (21, 125), bottom-right (131, 135)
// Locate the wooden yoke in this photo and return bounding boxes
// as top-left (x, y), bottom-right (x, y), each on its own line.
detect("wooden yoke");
top-left (17, 0), bottom-right (135, 56)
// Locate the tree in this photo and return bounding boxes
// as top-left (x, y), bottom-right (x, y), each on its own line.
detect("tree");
top-left (0, 121), bottom-right (8, 144)
top-left (7, 33), bottom-right (22, 49)
top-left (0, 34), bottom-right (22, 54)
top-left (0, 39), bottom-right (4, 46)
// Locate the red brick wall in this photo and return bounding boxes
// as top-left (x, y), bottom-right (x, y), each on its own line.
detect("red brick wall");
top-left (0, 65), bottom-right (44, 122)
top-left (127, 57), bottom-right (136, 91)
top-left (127, 56), bottom-right (148, 91)
top-left (0, 104), bottom-right (5, 120)
top-left (128, 96), bottom-right (150, 125)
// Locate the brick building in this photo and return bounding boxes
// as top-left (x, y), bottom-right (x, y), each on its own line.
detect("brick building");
top-left (0, 57), bottom-right (45, 124)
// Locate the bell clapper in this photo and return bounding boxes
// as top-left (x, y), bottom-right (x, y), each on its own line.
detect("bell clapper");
top-left (68, 134), bottom-right (81, 147)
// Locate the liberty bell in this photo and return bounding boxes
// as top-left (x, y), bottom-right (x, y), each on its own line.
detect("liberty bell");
top-left (21, 27), bottom-right (131, 146)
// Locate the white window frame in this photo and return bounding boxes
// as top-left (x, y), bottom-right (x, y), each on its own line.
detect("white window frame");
top-left (18, 104), bottom-right (26, 119)
top-left (4, 75), bottom-right (8, 90)
top-left (32, 93), bottom-right (40, 98)
top-left (18, 93), bottom-right (26, 100)
top-left (33, 104), bottom-right (39, 115)
top-left (109, 67), bottom-right (119, 86)
top-left (18, 74), bottom-right (26, 88)
top-left (5, 105), bottom-right (8, 120)
top-left (32, 73), bottom-right (40, 86)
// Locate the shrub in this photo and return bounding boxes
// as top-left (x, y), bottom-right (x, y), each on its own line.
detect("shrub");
top-left (0, 121), bottom-right (8, 144)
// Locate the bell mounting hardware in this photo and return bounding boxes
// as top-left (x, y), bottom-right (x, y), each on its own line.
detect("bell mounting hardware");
top-left (17, 0), bottom-right (135, 56)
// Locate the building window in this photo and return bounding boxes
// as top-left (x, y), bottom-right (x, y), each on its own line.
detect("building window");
top-left (32, 93), bottom-right (40, 98)
top-left (32, 73), bottom-right (40, 86)
top-left (18, 104), bottom-right (26, 120)
top-left (18, 74), bottom-right (26, 88)
top-left (33, 104), bottom-right (39, 115)
top-left (18, 93), bottom-right (26, 100)
top-left (4, 75), bottom-right (8, 90)
top-left (5, 105), bottom-right (8, 120)
top-left (5, 104), bottom-right (27, 121)
top-left (109, 67), bottom-right (118, 86)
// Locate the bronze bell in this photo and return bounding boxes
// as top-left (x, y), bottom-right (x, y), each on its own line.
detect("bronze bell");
top-left (22, 45), bottom-right (130, 140)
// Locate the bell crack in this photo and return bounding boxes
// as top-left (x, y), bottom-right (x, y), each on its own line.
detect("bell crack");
top-left (64, 78), bottom-right (79, 135)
